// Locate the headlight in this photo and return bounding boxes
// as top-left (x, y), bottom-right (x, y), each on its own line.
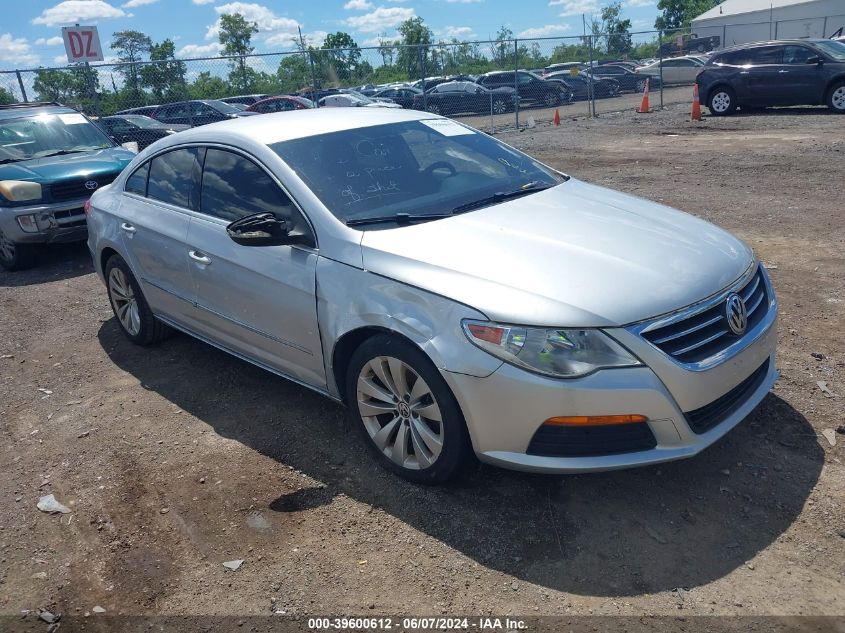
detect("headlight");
top-left (0, 180), bottom-right (42, 202)
top-left (462, 320), bottom-right (642, 378)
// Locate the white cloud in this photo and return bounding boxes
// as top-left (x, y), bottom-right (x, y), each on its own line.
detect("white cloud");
top-left (177, 42), bottom-right (222, 57)
top-left (440, 26), bottom-right (475, 39)
top-left (550, 0), bottom-right (598, 17)
top-left (35, 36), bottom-right (65, 46)
top-left (0, 33), bottom-right (39, 66)
top-left (122, 0), bottom-right (158, 7)
top-left (345, 6), bottom-right (415, 33)
top-left (32, 1), bottom-right (127, 26)
top-left (518, 24), bottom-right (572, 38)
top-left (623, 0), bottom-right (654, 6)
top-left (205, 2), bottom-right (301, 46)
top-left (361, 33), bottom-right (400, 47)
top-left (344, 0), bottom-right (373, 9)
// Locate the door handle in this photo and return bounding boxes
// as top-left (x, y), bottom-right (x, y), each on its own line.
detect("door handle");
top-left (120, 222), bottom-right (136, 234)
top-left (188, 250), bottom-right (212, 265)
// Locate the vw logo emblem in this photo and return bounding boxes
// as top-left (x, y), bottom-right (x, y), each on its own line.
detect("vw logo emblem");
top-left (84, 180), bottom-right (99, 191)
top-left (725, 292), bottom-right (747, 336)
top-left (397, 402), bottom-right (411, 419)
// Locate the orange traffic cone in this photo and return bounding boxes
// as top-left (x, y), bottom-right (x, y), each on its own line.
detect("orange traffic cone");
top-left (637, 78), bottom-right (650, 113)
top-left (691, 84), bottom-right (702, 121)
top-left (553, 108), bottom-right (560, 126)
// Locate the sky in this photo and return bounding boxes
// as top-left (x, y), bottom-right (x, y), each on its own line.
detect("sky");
top-left (0, 0), bottom-right (662, 71)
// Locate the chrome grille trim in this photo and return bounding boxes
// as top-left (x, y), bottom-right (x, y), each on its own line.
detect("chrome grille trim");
top-left (627, 263), bottom-right (777, 371)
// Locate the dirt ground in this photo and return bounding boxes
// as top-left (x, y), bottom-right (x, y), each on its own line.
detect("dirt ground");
top-left (1, 103), bottom-right (843, 629)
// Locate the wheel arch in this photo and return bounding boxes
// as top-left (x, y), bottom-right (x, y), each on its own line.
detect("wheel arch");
top-left (824, 75), bottom-right (845, 101)
top-left (331, 326), bottom-right (408, 405)
top-left (99, 246), bottom-right (121, 278)
top-left (705, 83), bottom-right (736, 107)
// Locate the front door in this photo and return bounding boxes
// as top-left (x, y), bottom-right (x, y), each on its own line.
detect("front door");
top-left (781, 45), bottom-right (828, 105)
top-left (185, 147), bottom-right (325, 389)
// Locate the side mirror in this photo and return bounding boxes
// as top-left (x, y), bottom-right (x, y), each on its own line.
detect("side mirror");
top-left (805, 55), bottom-right (822, 64)
top-left (226, 212), bottom-right (304, 247)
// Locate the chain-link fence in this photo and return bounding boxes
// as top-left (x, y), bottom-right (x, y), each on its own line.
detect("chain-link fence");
top-left (1, 29), bottom-right (719, 134)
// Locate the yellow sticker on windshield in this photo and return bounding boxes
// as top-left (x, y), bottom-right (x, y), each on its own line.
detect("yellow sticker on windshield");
top-left (420, 119), bottom-right (475, 136)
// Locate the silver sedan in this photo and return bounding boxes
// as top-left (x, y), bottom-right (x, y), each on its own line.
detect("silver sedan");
top-left (87, 108), bottom-right (778, 484)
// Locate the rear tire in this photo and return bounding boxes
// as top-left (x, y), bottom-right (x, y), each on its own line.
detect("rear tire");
top-left (492, 98), bottom-right (508, 115)
top-left (826, 81), bottom-right (845, 113)
top-left (0, 228), bottom-right (36, 271)
top-left (346, 334), bottom-right (471, 485)
top-left (426, 102), bottom-right (441, 115)
top-left (105, 254), bottom-right (171, 346)
top-left (707, 86), bottom-right (737, 116)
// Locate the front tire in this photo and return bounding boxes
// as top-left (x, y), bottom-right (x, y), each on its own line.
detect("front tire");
top-left (346, 335), bottom-right (470, 485)
top-left (0, 228), bottom-right (36, 271)
top-left (827, 81), bottom-right (845, 113)
top-left (426, 102), bottom-right (441, 115)
top-left (105, 254), bottom-right (171, 345)
top-left (708, 86), bottom-right (738, 116)
top-left (492, 98), bottom-right (507, 115)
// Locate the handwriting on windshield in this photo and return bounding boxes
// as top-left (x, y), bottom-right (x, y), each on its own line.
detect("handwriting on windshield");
top-left (498, 157), bottom-right (530, 175)
top-left (341, 180), bottom-right (401, 205)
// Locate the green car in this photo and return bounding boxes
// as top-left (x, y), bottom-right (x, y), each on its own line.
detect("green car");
top-left (0, 102), bottom-right (135, 271)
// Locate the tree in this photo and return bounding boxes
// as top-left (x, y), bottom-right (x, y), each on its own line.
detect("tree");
top-left (218, 13), bottom-right (259, 92)
top-left (396, 17), bottom-right (433, 80)
top-left (141, 39), bottom-right (188, 102)
top-left (0, 86), bottom-right (13, 105)
top-left (111, 30), bottom-right (152, 99)
top-left (599, 2), bottom-right (633, 57)
top-left (492, 26), bottom-right (513, 68)
top-left (276, 53), bottom-right (312, 92)
top-left (655, 0), bottom-right (719, 32)
top-left (319, 32), bottom-right (363, 83)
top-left (188, 71), bottom-right (228, 99)
top-left (33, 66), bottom-right (100, 112)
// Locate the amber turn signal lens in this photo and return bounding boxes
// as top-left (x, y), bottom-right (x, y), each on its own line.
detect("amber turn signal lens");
top-left (543, 414), bottom-right (648, 426)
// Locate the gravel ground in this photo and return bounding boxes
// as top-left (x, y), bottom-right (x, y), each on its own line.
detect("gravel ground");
top-left (1, 103), bottom-right (843, 628)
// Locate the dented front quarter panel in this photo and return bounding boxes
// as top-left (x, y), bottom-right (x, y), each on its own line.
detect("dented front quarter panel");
top-left (316, 257), bottom-right (503, 398)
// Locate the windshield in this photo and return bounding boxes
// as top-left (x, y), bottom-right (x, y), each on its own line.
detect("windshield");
top-left (206, 100), bottom-right (241, 114)
top-left (120, 115), bottom-right (163, 128)
top-left (344, 90), bottom-right (374, 103)
top-left (0, 112), bottom-right (113, 162)
top-left (816, 40), bottom-right (845, 61)
top-left (271, 119), bottom-right (566, 227)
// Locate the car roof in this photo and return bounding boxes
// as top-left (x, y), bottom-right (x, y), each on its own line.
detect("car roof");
top-left (157, 107), bottom-right (438, 147)
top-left (717, 38), bottom-right (832, 53)
top-left (0, 104), bottom-right (80, 121)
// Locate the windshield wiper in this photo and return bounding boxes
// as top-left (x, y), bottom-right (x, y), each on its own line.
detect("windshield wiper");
top-left (0, 157), bottom-right (25, 164)
top-left (451, 181), bottom-right (554, 214)
top-left (36, 149), bottom-right (87, 158)
top-left (346, 212), bottom-right (453, 227)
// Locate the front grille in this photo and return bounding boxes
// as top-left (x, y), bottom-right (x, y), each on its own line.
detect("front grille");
top-left (50, 173), bottom-right (117, 201)
top-left (52, 207), bottom-right (85, 221)
top-left (684, 359), bottom-right (770, 434)
top-left (526, 422), bottom-right (657, 457)
top-left (642, 267), bottom-right (768, 364)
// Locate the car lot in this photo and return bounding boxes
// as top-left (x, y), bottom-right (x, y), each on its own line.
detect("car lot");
top-left (1, 105), bottom-right (842, 620)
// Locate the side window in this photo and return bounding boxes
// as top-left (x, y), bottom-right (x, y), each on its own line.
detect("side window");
top-left (200, 149), bottom-right (300, 226)
top-left (279, 100), bottom-right (295, 111)
top-left (125, 161), bottom-right (149, 196)
top-left (147, 147), bottom-right (203, 209)
top-left (783, 46), bottom-right (814, 64)
top-left (749, 46), bottom-right (783, 64)
top-left (518, 73), bottom-right (534, 84)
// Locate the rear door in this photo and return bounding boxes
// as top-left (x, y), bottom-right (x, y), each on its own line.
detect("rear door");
top-left (185, 147), bottom-right (325, 387)
top-left (745, 46), bottom-right (786, 104)
top-left (118, 147), bottom-right (201, 326)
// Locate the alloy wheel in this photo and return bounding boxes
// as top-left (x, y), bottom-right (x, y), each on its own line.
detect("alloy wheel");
top-left (711, 91), bottom-right (731, 113)
top-left (0, 229), bottom-right (15, 262)
top-left (831, 86), bottom-right (845, 111)
top-left (492, 99), bottom-right (507, 114)
top-left (108, 267), bottom-right (141, 336)
top-left (356, 355), bottom-right (444, 471)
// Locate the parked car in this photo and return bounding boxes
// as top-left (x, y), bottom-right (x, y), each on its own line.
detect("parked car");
top-left (221, 94), bottom-right (270, 106)
top-left (97, 115), bottom-right (188, 150)
top-left (87, 108), bottom-right (778, 484)
top-left (543, 62), bottom-right (583, 76)
top-left (318, 93), bottom-right (402, 108)
top-left (414, 81), bottom-right (518, 116)
top-left (697, 39), bottom-right (845, 115)
top-left (115, 105), bottom-right (160, 117)
top-left (589, 64), bottom-right (661, 92)
top-left (637, 56), bottom-right (706, 85)
top-left (246, 95), bottom-right (315, 113)
top-left (546, 72), bottom-right (621, 99)
top-left (0, 102), bottom-right (135, 270)
top-left (661, 33), bottom-right (721, 56)
top-left (476, 71), bottom-right (572, 108)
top-left (151, 100), bottom-right (258, 127)
top-left (372, 86), bottom-right (424, 109)
top-left (411, 75), bottom-right (476, 92)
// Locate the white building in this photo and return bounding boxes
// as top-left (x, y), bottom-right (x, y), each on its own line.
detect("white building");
top-left (691, 0), bottom-right (845, 48)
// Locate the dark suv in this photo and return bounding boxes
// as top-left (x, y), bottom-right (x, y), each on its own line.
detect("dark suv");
top-left (696, 39), bottom-right (845, 115)
top-left (151, 100), bottom-right (257, 127)
top-left (0, 103), bottom-right (135, 270)
top-left (477, 71), bottom-right (572, 107)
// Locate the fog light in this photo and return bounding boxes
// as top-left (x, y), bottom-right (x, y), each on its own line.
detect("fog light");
top-left (16, 214), bottom-right (38, 233)
top-left (543, 414), bottom-right (648, 426)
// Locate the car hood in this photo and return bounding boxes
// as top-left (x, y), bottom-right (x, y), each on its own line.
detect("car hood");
top-left (359, 179), bottom-right (753, 327)
top-left (0, 147), bottom-right (135, 183)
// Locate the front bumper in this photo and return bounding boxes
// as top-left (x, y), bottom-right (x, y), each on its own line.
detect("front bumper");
top-left (442, 270), bottom-right (779, 474)
top-left (0, 199), bottom-right (89, 244)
